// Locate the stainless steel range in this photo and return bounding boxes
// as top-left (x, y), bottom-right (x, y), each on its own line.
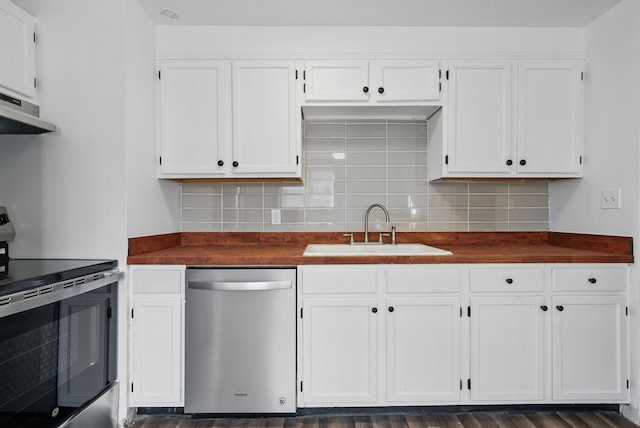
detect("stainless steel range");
top-left (0, 207), bottom-right (122, 428)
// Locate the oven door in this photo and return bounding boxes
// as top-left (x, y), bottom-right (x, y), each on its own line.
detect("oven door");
top-left (0, 283), bottom-right (117, 427)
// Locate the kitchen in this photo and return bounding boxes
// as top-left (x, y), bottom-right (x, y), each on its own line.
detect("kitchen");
top-left (0, 0), bottom-right (639, 427)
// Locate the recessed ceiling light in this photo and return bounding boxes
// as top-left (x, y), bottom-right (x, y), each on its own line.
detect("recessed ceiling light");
top-left (160, 8), bottom-right (178, 20)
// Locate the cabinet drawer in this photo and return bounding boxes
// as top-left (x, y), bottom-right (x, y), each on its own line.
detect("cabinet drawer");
top-left (552, 267), bottom-right (627, 292)
top-left (470, 268), bottom-right (544, 292)
top-left (386, 268), bottom-right (460, 293)
top-left (301, 268), bottom-right (377, 294)
top-left (131, 266), bottom-right (184, 294)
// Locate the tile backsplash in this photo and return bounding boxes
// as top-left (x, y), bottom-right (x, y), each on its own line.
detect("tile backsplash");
top-left (181, 120), bottom-right (548, 232)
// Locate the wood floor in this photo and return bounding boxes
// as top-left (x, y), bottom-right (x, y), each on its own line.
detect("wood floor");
top-left (132, 411), bottom-right (639, 428)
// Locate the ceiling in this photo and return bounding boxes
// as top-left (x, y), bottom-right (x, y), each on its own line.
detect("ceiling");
top-left (136, 0), bottom-right (621, 27)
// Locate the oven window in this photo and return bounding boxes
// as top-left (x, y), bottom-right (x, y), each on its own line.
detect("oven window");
top-left (0, 284), bottom-right (117, 427)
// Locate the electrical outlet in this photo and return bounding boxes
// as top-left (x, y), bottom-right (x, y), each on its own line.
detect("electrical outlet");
top-left (271, 209), bottom-right (281, 225)
top-left (601, 189), bottom-right (621, 209)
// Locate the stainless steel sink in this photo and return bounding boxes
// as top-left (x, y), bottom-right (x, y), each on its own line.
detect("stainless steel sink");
top-left (303, 243), bottom-right (452, 256)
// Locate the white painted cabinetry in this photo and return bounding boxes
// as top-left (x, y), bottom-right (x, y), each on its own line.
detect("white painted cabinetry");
top-left (298, 265), bottom-right (461, 407)
top-left (551, 267), bottom-right (628, 401)
top-left (130, 265), bottom-right (185, 407)
top-left (430, 60), bottom-right (584, 180)
top-left (303, 60), bottom-right (441, 103)
top-left (468, 266), bottom-right (546, 401)
top-left (158, 59), bottom-right (301, 179)
top-left (0, 0), bottom-right (36, 101)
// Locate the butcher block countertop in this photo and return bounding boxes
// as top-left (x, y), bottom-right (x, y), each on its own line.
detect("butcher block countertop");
top-left (127, 232), bottom-right (634, 265)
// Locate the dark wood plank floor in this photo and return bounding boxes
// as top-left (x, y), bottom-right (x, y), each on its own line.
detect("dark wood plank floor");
top-left (132, 411), bottom-right (639, 428)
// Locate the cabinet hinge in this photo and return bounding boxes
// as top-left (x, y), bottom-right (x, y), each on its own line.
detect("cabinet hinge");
top-left (107, 307), bottom-right (112, 319)
top-left (467, 379), bottom-right (471, 390)
top-left (467, 306), bottom-right (471, 317)
top-left (445, 155), bottom-right (449, 165)
top-left (300, 308), bottom-right (303, 319)
top-left (131, 383), bottom-right (134, 393)
top-left (446, 70), bottom-right (449, 80)
top-left (300, 381), bottom-right (303, 392)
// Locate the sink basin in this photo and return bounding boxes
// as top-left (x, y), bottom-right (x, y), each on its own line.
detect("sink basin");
top-left (303, 243), bottom-right (452, 256)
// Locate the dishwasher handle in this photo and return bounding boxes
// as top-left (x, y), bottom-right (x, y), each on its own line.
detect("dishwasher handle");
top-left (188, 280), bottom-right (292, 291)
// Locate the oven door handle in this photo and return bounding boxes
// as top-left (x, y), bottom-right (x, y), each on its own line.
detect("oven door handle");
top-left (188, 280), bottom-right (292, 291)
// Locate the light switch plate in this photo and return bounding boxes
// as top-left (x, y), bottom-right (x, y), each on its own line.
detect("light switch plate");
top-left (271, 209), bottom-right (281, 225)
top-left (601, 189), bottom-right (621, 209)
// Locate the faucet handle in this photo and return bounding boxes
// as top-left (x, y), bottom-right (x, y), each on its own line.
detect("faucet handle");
top-left (391, 225), bottom-right (397, 245)
top-left (343, 233), bottom-right (355, 244)
top-left (378, 233), bottom-right (390, 244)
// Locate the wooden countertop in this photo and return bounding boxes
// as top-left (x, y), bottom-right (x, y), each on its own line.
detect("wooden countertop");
top-left (127, 232), bottom-right (634, 265)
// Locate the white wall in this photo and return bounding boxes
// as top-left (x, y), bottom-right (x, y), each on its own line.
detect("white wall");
top-left (156, 26), bottom-right (584, 57)
top-left (549, 0), bottom-right (640, 420)
top-left (126, 0), bottom-right (180, 238)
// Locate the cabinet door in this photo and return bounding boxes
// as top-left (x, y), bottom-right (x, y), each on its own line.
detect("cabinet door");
top-left (517, 61), bottom-right (584, 176)
top-left (446, 61), bottom-right (514, 174)
top-left (470, 296), bottom-right (546, 401)
top-left (131, 296), bottom-right (183, 406)
top-left (304, 60), bottom-right (369, 102)
top-left (552, 296), bottom-right (627, 401)
top-left (386, 296), bottom-right (460, 402)
top-left (373, 60), bottom-right (440, 102)
top-left (301, 297), bottom-right (378, 404)
top-left (0, 1), bottom-right (36, 100)
top-left (231, 60), bottom-right (300, 177)
top-left (158, 60), bottom-right (228, 177)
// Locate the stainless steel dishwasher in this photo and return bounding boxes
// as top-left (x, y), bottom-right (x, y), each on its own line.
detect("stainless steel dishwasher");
top-left (185, 267), bottom-right (296, 414)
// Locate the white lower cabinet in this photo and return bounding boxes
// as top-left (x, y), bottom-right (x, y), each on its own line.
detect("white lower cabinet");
top-left (470, 296), bottom-right (546, 401)
top-left (298, 263), bottom-right (629, 408)
top-left (298, 265), bottom-right (461, 407)
top-left (129, 265), bottom-right (186, 407)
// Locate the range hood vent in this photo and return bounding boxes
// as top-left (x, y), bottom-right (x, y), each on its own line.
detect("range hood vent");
top-left (0, 92), bottom-right (56, 134)
top-left (301, 105), bottom-right (441, 121)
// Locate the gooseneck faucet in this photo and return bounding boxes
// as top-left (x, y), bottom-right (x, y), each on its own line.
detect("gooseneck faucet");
top-left (364, 203), bottom-right (390, 243)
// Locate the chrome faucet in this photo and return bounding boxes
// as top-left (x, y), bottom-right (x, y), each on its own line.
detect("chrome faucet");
top-left (364, 203), bottom-right (390, 243)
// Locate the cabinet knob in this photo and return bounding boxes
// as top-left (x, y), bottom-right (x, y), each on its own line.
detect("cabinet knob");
top-left (506, 159), bottom-right (513, 166)
top-left (505, 278), bottom-right (514, 285)
top-left (371, 307), bottom-right (378, 313)
top-left (378, 87), bottom-right (384, 94)
top-left (541, 305), bottom-right (548, 311)
top-left (232, 161), bottom-right (239, 168)
top-left (363, 86), bottom-right (369, 93)
top-left (388, 306), bottom-right (394, 313)
top-left (519, 159), bottom-right (527, 166)
top-left (588, 277), bottom-right (597, 284)
top-left (556, 305), bottom-right (564, 312)
top-left (217, 160), bottom-right (224, 167)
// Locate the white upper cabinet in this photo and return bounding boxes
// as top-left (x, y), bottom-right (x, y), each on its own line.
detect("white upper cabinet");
top-left (230, 60), bottom-right (300, 177)
top-left (158, 59), bottom-right (301, 179)
top-left (303, 60), bottom-right (441, 103)
top-left (517, 61), bottom-right (584, 175)
top-left (445, 61), bottom-right (514, 175)
top-left (0, 1), bottom-right (37, 101)
top-left (158, 60), bottom-right (229, 177)
top-left (430, 59), bottom-right (585, 180)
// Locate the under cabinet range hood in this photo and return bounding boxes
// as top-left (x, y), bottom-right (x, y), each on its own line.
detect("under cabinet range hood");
top-left (301, 105), bottom-right (441, 121)
top-left (0, 91), bottom-right (56, 134)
